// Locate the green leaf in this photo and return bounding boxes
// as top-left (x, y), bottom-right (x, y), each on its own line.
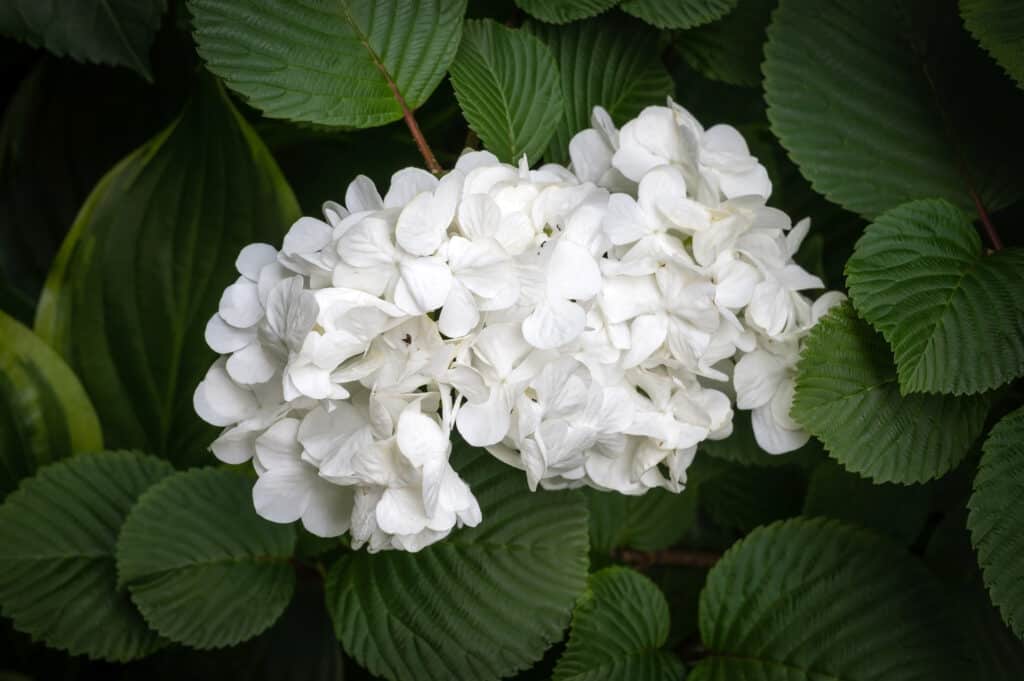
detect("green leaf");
top-left (792, 303), bottom-right (989, 484)
top-left (846, 199), bottom-right (1024, 395)
top-left (698, 462), bottom-right (805, 534)
top-left (514, 0), bottom-right (618, 24)
top-left (190, 0), bottom-right (467, 128)
top-left (0, 310), bottom-right (102, 498)
top-left (968, 406), bottom-right (1024, 639)
top-left (764, 0), bottom-right (1024, 218)
top-left (0, 0), bottom-right (165, 79)
top-left (673, 0), bottom-right (775, 87)
top-left (528, 15), bottom-right (674, 164)
top-left (0, 451), bottom-right (172, 661)
top-left (961, 0), bottom-right (1024, 89)
top-left (692, 517), bottom-right (964, 680)
top-left (117, 467), bottom-right (297, 649)
top-left (34, 76), bottom-right (300, 467)
top-left (586, 487), bottom-right (698, 554)
top-left (551, 567), bottom-right (683, 681)
top-left (325, 445), bottom-right (589, 681)
top-left (448, 19), bottom-right (563, 163)
top-left (620, 0), bottom-right (739, 29)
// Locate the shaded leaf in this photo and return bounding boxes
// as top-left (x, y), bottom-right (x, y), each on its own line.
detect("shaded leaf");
top-left (514, 0), bottom-right (618, 24)
top-left (961, 0), bottom-right (1024, 88)
top-left (673, 0), bottom-right (775, 87)
top-left (620, 0), bottom-right (738, 29)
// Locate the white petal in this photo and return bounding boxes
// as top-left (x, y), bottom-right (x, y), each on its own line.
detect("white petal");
top-left (522, 298), bottom-right (586, 349)
top-left (337, 217), bottom-right (396, 268)
top-left (438, 281), bottom-right (480, 338)
top-left (253, 464), bottom-right (316, 524)
top-left (457, 193), bottom-right (502, 240)
top-left (283, 217), bottom-right (332, 256)
top-left (345, 175), bottom-right (383, 213)
top-left (395, 257), bottom-right (453, 314)
top-left (623, 314), bottom-right (669, 368)
top-left (384, 168), bottom-right (438, 208)
top-left (205, 314), bottom-right (255, 353)
top-left (397, 407), bottom-right (449, 467)
top-left (210, 425), bottom-right (257, 464)
top-left (218, 277), bottom-right (263, 328)
top-left (718, 164), bottom-right (772, 200)
top-left (703, 124), bottom-right (751, 156)
top-left (376, 486), bottom-right (429, 535)
top-left (569, 128), bottom-right (613, 185)
top-left (603, 193), bottom-right (649, 245)
top-left (301, 480), bottom-right (354, 537)
top-left (714, 256), bottom-right (760, 309)
top-left (547, 240), bottom-right (601, 300)
top-left (254, 418), bottom-right (302, 471)
top-left (235, 243), bottom-right (278, 281)
top-left (226, 343), bottom-right (278, 384)
top-left (751, 404), bottom-right (809, 454)
top-left (193, 361), bottom-right (258, 426)
top-left (733, 350), bottom-right (787, 410)
top-left (322, 200), bottom-right (349, 228)
top-left (456, 387), bottom-right (511, 446)
top-left (396, 187), bottom-right (456, 256)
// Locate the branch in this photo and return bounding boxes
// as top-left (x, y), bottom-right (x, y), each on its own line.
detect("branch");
top-left (386, 78), bottom-right (443, 175)
top-left (615, 548), bottom-right (721, 570)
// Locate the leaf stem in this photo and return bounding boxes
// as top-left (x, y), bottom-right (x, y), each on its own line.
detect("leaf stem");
top-left (970, 187), bottom-right (1003, 251)
top-left (615, 548), bottom-right (721, 569)
top-left (386, 77), bottom-right (443, 175)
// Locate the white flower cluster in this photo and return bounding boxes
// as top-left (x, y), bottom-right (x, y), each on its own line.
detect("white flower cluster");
top-left (194, 99), bottom-right (843, 552)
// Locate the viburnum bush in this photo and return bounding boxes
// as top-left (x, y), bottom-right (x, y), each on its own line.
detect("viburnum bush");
top-left (0, 1), bottom-right (1022, 680)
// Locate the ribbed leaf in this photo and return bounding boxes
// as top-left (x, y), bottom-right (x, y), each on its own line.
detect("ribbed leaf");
top-left (117, 468), bottom-right (297, 649)
top-left (698, 462), bottom-right (805, 534)
top-left (552, 567), bottom-right (683, 681)
top-left (514, 0), bottom-right (618, 24)
top-left (586, 487), bottom-right (697, 553)
top-left (0, 310), bottom-right (102, 498)
top-left (792, 303), bottom-right (988, 483)
top-left (619, 0), bottom-right (738, 29)
top-left (34, 76), bottom-right (299, 467)
top-left (528, 15), bottom-right (674, 164)
top-left (0, 451), bottom-right (172, 661)
top-left (968, 406), bottom-right (1024, 639)
top-left (764, 0), bottom-right (1024, 218)
top-left (325, 446), bottom-right (589, 681)
top-left (692, 518), bottom-right (964, 680)
top-left (190, 0), bottom-right (466, 128)
top-left (847, 199), bottom-right (1024, 395)
top-left (673, 0), bottom-right (775, 87)
top-left (449, 20), bottom-right (563, 163)
top-left (962, 0), bottom-right (1024, 88)
top-left (0, 0), bottom-right (165, 79)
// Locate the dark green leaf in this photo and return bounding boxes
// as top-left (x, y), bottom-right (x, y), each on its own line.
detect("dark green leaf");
top-left (673, 0), bottom-right (775, 87)
top-left (620, 0), bottom-right (738, 29)
top-left (961, 0), bottom-right (1024, 89)
top-left (514, 0), bottom-right (618, 24)
top-left (586, 486), bottom-right (698, 554)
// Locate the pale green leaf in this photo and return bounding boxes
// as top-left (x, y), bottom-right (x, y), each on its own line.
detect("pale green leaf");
top-left (792, 303), bottom-right (989, 483)
top-left (0, 451), bottom-right (172, 661)
top-left (620, 0), bottom-right (738, 29)
top-left (962, 0), bottom-right (1024, 88)
top-left (449, 19), bottom-right (563, 163)
top-left (514, 0), bottom-right (618, 24)
top-left (117, 467), bottom-right (297, 649)
top-left (673, 0), bottom-right (775, 87)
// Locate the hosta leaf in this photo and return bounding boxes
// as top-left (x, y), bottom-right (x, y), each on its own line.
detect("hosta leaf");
top-left (0, 451), bottom-right (172, 661)
top-left (961, 0), bottom-right (1024, 88)
top-left (326, 445), bottom-right (589, 681)
top-left (764, 0), bottom-right (1024, 218)
top-left (528, 15), bottom-right (674, 164)
top-left (0, 310), bottom-right (102, 498)
top-left (449, 20), bottom-right (563, 163)
top-left (673, 0), bottom-right (775, 87)
top-left (190, 0), bottom-right (466, 128)
top-left (586, 487), bottom-right (697, 553)
top-left (0, 0), bottom-right (165, 79)
top-left (117, 468), bottom-right (297, 649)
top-left (551, 567), bottom-right (683, 681)
top-left (792, 303), bottom-right (989, 483)
top-left (619, 0), bottom-right (739, 29)
top-left (968, 406), bottom-right (1024, 638)
top-left (692, 517), bottom-right (964, 680)
top-left (846, 199), bottom-right (1024, 395)
top-left (514, 0), bottom-right (618, 24)
top-left (34, 75), bottom-right (299, 467)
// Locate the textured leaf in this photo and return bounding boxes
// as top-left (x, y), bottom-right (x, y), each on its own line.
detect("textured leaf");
top-left (0, 451), bottom-right (172, 661)
top-left (552, 567), bottom-right (683, 681)
top-left (846, 199), bottom-right (1024, 395)
top-left (620, 0), bottom-right (738, 29)
top-left (692, 517), bottom-right (965, 680)
top-left (117, 468), bottom-right (297, 649)
top-left (968, 406), bottom-right (1024, 639)
top-left (0, 0), bottom-right (165, 79)
top-left (449, 20), bottom-right (563, 163)
top-left (698, 462), bottom-right (805, 534)
top-left (528, 15), bottom-right (674, 164)
top-left (792, 303), bottom-right (989, 483)
top-left (514, 0), bottom-right (618, 24)
top-left (962, 0), bottom-right (1024, 88)
top-left (190, 0), bottom-right (466, 128)
top-left (0, 310), bottom-right (102, 498)
top-left (673, 0), bottom-right (775, 87)
top-left (326, 446), bottom-right (589, 681)
top-left (764, 0), bottom-right (1024, 218)
top-left (586, 487), bottom-right (697, 553)
top-left (34, 76), bottom-right (299, 467)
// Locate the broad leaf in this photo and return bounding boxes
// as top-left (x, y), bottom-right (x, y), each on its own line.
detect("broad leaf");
top-left (692, 517), bottom-right (965, 680)
top-left (326, 446), bottom-right (589, 681)
top-left (34, 76), bottom-right (300, 467)
top-left (619, 0), bottom-right (738, 29)
top-left (792, 303), bottom-right (988, 483)
top-left (697, 461), bottom-right (805, 534)
top-left (528, 15), bottom-right (674, 164)
top-left (673, 0), bottom-right (775, 87)
top-left (449, 20), bottom-right (563, 163)
top-left (0, 0), bottom-right (165, 79)
top-left (846, 198), bottom-right (1024, 395)
top-left (514, 0), bottom-right (618, 24)
top-left (117, 468), bottom-right (297, 649)
top-left (552, 567), bottom-right (683, 681)
top-left (968, 406), bottom-right (1024, 639)
top-left (962, 0), bottom-right (1024, 89)
top-left (764, 0), bottom-right (1024, 218)
top-left (190, 0), bottom-right (466, 128)
top-left (586, 487), bottom-right (697, 553)
top-left (0, 451), bottom-right (172, 661)
top-left (0, 310), bottom-right (102, 498)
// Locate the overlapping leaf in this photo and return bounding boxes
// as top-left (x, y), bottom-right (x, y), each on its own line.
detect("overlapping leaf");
top-left (515, 0), bottom-right (618, 24)
top-left (0, 451), bottom-right (172, 661)
top-left (961, 0), bottom-right (1024, 88)
top-left (619, 0), bottom-right (738, 29)
top-left (449, 20), bottom-right (563, 163)
top-left (117, 468), bottom-right (297, 649)
top-left (673, 0), bottom-right (775, 87)
top-left (846, 199), bottom-right (1024, 395)
top-left (326, 446), bottom-right (589, 681)
top-left (190, 0), bottom-right (466, 128)
top-left (792, 303), bottom-right (989, 483)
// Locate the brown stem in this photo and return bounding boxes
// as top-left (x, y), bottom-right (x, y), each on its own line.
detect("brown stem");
top-left (970, 187), bottom-right (1003, 251)
top-left (615, 548), bottom-right (721, 569)
top-left (386, 78), bottom-right (442, 175)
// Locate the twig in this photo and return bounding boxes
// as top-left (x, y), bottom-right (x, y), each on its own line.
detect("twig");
top-left (970, 187), bottom-right (1003, 251)
top-left (386, 78), bottom-right (443, 175)
top-left (615, 548), bottom-right (721, 569)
